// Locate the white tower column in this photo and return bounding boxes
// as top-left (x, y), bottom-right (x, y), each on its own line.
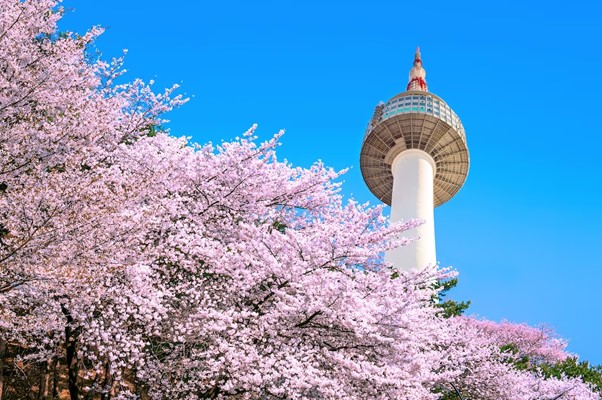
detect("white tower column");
top-left (385, 149), bottom-right (437, 271)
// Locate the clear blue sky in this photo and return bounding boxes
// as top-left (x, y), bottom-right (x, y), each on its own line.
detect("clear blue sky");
top-left (60, 0), bottom-right (602, 364)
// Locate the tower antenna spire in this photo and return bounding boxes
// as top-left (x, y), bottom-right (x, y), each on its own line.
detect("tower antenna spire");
top-left (407, 46), bottom-right (428, 92)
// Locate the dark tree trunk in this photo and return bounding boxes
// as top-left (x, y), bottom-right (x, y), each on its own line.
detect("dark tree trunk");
top-left (100, 362), bottom-right (112, 400)
top-left (51, 358), bottom-right (59, 400)
top-left (61, 304), bottom-right (80, 400)
top-left (133, 367), bottom-right (146, 400)
top-left (37, 359), bottom-right (50, 399)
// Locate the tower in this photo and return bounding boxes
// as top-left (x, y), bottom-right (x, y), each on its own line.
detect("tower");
top-left (360, 48), bottom-right (469, 271)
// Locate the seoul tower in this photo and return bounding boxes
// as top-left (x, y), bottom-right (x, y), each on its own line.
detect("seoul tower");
top-left (360, 48), bottom-right (469, 271)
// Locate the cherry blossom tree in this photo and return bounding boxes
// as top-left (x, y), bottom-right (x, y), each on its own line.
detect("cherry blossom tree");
top-left (432, 317), bottom-right (599, 400)
top-left (0, 1), bottom-right (599, 399)
top-left (121, 129), bottom-right (445, 399)
top-left (0, 0), bottom-right (182, 397)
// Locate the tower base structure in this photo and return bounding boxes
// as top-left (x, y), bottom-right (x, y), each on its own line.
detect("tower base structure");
top-left (385, 149), bottom-right (436, 271)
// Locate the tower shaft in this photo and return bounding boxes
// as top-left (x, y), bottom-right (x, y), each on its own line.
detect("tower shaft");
top-left (386, 149), bottom-right (436, 271)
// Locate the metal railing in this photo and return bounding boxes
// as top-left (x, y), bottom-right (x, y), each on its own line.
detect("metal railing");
top-left (364, 92), bottom-right (466, 141)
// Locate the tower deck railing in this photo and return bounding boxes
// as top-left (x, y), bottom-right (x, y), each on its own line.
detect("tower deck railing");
top-left (364, 91), bottom-right (466, 142)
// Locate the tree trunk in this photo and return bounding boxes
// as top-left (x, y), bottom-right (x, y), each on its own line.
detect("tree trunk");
top-left (51, 358), bottom-right (59, 400)
top-left (99, 362), bottom-right (111, 400)
top-left (133, 367), bottom-right (146, 400)
top-left (83, 370), bottom-right (100, 400)
top-left (37, 359), bottom-right (50, 400)
top-left (61, 304), bottom-right (80, 400)
top-left (0, 334), bottom-right (6, 400)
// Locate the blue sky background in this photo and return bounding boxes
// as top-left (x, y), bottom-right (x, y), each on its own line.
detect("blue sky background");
top-left (60, 0), bottom-right (602, 364)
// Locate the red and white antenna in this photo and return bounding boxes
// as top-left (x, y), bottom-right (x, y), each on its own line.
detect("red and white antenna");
top-left (406, 46), bottom-right (428, 92)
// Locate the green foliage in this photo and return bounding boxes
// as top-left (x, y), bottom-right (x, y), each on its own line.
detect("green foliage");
top-left (540, 357), bottom-right (602, 393)
top-left (433, 278), bottom-right (471, 318)
top-left (119, 124), bottom-right (165, 145)
top-left (500, 344), bottom-right (602, 393)
top-left (146, 124), bottom-right (160, 137)
top-left (271, 221), bottom-right (287, 234)
top-left (500, 343), bottom-right (531, 371)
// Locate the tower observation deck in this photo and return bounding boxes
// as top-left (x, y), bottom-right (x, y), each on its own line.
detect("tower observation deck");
top-left (359, 48), bottom-right (469, 271)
